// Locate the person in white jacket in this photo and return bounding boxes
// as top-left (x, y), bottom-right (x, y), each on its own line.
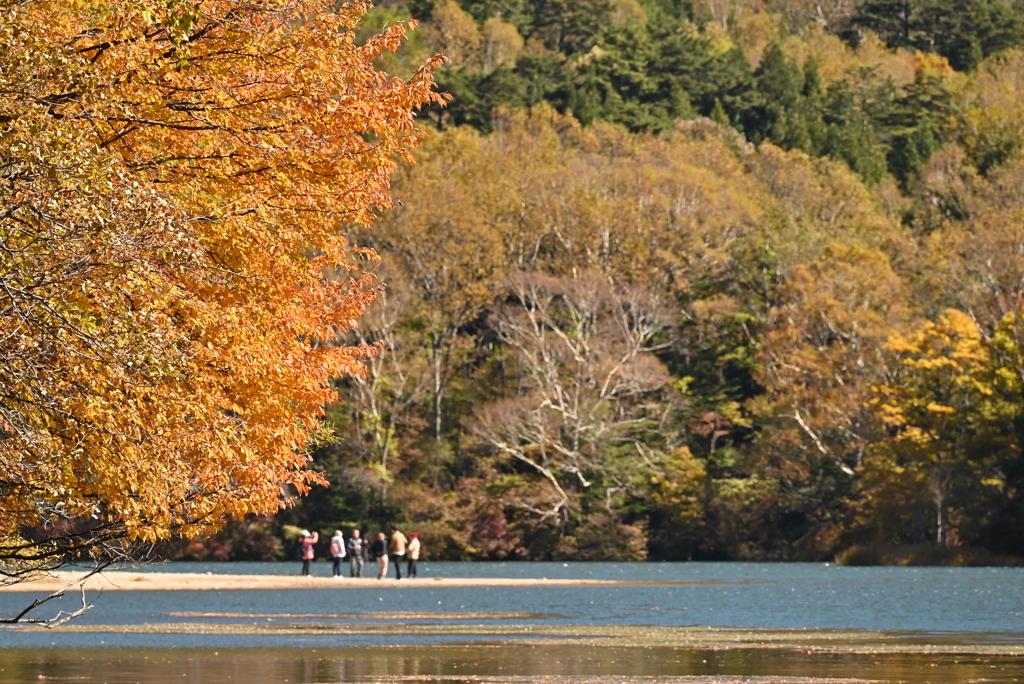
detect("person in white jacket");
top-left (329, 530), bottom-right (346, 578)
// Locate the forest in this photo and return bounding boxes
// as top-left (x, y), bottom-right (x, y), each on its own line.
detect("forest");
top-left (158, 0), bottom-right (1024, 564)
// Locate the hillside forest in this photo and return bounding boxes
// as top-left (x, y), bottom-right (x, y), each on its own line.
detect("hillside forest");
top-left (161, 0), bottom-right (1024, 563)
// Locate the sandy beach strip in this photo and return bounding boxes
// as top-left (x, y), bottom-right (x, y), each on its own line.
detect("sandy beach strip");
top-left (0, 571), bottom-right (631, 592)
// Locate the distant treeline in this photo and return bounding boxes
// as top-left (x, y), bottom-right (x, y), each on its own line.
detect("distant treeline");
top-left (160, 0), bottom-right (1024, 563)
top-left (373, 0), bottom-right (1024, 186)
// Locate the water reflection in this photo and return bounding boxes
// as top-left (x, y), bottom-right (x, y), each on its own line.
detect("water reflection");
top-left (3, 645), bottom-right (1023, 684)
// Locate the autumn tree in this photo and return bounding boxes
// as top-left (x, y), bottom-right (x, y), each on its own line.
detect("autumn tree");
top-left (295, 99), bottom-right (1024, 562)
top-left (864, 310), bottom-right (1019, 546)
top-left (0, 0), bottom-right (442, 606)
top-left (753, 143), bottom-right (914, 471)
top-left (924, 155), bottom-right (1024, 328)
top-left (759, 244), bottom-right (910, 477)
top-left (474, 272), bottom-right (674, 529)
top-left (362, 126), bottom-right (505, 440)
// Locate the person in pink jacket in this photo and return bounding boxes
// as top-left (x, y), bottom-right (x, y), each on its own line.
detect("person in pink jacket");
top-left (299, 530), bottom-right (318, 577)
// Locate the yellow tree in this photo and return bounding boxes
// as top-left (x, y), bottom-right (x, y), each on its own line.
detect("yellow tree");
top-left (0, 0), bottom-right (442, 604)
top-left (865, 310), bottom-right (1019, 546)
top-left (758, 244), bottom-right (912, 477)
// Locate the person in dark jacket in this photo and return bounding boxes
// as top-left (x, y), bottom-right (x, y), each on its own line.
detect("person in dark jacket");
top-left (372, 532), bottom-right (389, 580)
top-left (347, 529), bottom-right (365, 578)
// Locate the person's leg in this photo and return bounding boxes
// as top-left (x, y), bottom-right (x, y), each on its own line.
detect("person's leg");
top-left (302, 559), bottom-right (311, 576)
top-left (349, 557), bottom-right (357, 578)
top-left (377, 556), bottom-right (387, 580)
top-left (394, 554), bottom-right (403, 580)
top-left (333, 557), bottom-right (341, 576)
top-left (407, 558), bottom-right (417, 578)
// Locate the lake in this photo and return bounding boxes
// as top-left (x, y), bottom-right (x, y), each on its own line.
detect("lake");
top-left (1, 562), bottom-right (1022, 683)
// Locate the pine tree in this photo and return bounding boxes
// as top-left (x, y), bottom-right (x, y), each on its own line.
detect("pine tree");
top-left (531, 0), bottom-right (614, 54)
top-left (855, 0), bottom-right (915, 48)
top-left (821, 79), bottom-right (889, 184)
top-left (802, 55), bottom-right (828, 156)
top-left (703, 46), bottom-right (761, 131)
top-left (710, 97), bottom-right (730, 126)
top-left (855, 0), bottom-right (1024, 72)
top-left (750, 42), bottom-right (811, 151)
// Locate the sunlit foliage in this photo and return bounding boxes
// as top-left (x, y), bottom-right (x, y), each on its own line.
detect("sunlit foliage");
top-left (0, 0), bottom-right (442, 577)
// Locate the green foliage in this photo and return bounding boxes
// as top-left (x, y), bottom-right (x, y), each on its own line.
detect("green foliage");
top-left (400, 0), bottom-right (997, 189)
top-left (854, 0), bottom-right (1024, 71)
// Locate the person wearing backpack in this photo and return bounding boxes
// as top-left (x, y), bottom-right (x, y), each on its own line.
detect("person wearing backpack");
top-left (329, 530), bottom-right (346, 578)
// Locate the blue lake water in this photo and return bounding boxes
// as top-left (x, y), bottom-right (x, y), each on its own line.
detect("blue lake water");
top-left (2, 563), bottom-right (1023, 683)
top-left (1, 562), bottom-right (1022, 650)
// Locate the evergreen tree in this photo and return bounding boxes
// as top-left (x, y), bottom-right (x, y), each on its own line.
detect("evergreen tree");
top-left (855, 0), bottom-right (1024, 72)
top-left (710, 98), bottom-right (730, 126)
top-left (821, 77), bottom-right (889, 184)
top-left (531, 0), bottom-right (614, 54)
top-left (701, 45), bottom-right (762, 131)
top-left (855, 0), bottom-right (915, 48)
top-left (637, 0), bottom-right (692, 20)
top-left (802, 55), bottom-right (828, 156)
top-left (461, 0), bottom-right (534, 33)
top-left (647, 20), bottom-right (720, 108)
top-left (883, 60), bottom-right (953, 185)
top-left (749, 42), bottom-right (812, 151)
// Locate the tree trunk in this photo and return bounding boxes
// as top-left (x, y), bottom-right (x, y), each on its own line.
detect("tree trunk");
top-left (936, 499), bottom-right (946, 546)
top-left (432, 340), bottom-right (443, 441)
top-left (380, 433), bottom-right (389, 512)
top-left (930, 466), bottom-right (951, 547)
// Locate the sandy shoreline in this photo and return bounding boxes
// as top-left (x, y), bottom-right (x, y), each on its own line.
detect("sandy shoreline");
top-left (0, 571), bottom-right (629, 592)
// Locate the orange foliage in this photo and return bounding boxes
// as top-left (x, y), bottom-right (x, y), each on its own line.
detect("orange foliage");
top-left (0, 0), bottom-right (443, 567)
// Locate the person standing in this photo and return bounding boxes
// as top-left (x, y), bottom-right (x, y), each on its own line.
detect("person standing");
top-left (372, 532), bottom-right (389, 580)
top-left (299, 530), bottom-right (318, 577)
top-left (329, 530), bottom-right (346, 578)
top-left (406, 532), bottom-right (421, 579)
top-left (389, 526), bottom-right (408, 580)
top-left (347, 529), bottom-right (365, 578)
